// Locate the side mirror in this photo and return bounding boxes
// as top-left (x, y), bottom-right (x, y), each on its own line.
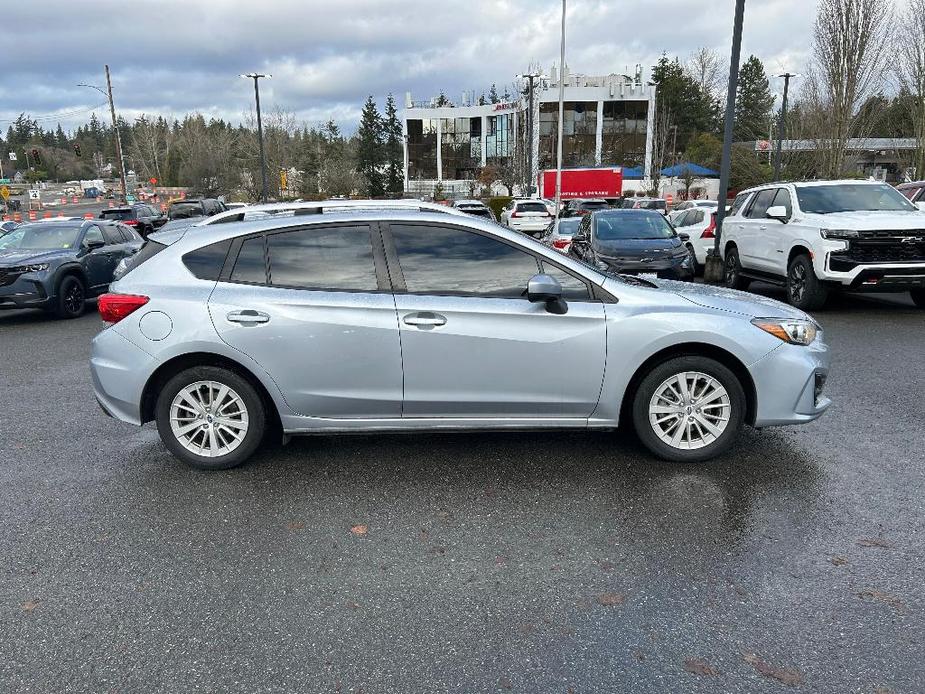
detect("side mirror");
top-left (678, 231), bottom-right (690, 242)
top-left (84, 238), bottom-right (106, 250)
top-left (527, 273), bottom-right (568, 314)
top-left (766, 205), bottom-right (789, 222)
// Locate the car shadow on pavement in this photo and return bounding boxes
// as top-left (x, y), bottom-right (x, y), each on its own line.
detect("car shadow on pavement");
top-left (746, 281), bottom-right (917, 313)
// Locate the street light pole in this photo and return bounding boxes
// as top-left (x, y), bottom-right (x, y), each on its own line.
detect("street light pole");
top-left (553, 0), bottom-right (566, 233)
top-left (241, 73), bottom-right (271, 203)
top-left (704, 0), bottom-right (747, 283)
top-left (773, 72), bottom-right (798, 180)
top-left (518, 71), bottom-right (547, 197)
top-left (78, 70), bottom-right (127, 201)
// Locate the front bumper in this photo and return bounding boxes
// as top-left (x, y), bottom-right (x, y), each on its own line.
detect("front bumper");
top-left (600, 257), bottom-right (694, 281)
top-left (0, 275), bottom-right (52, 310)
top-left (749, 334), bottom-right (831, 427)
top-left (90, 327), bottom-right (157, 426)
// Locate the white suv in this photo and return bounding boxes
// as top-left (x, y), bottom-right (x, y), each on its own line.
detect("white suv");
top-left (500, 199), bottom-right (552, 236)
top-left (720, 180), bottom-right (925, 310)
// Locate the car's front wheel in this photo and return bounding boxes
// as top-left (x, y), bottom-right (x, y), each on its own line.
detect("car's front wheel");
top-left (155, 366), bottom-right (266, 470)
top-left (787, 254), bottom-right (828, 310)
top-left (910, 289), bottom-right (925, 308)
top-left (723, 247), bottom-right (750, 290)
top-left (631, 356), bottom-right (745, 463)
top-left (54, 275), bottom-right (86, 319)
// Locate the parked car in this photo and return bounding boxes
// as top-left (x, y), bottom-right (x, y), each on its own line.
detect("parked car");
top-left (668, 200), bottom-right (717, 224)
top-left (540, 217), bottom-right (582, 254)
top-left (157, 198), bottom-right (229, 233)
top-left (560, 199), bottom-right (610, 218)
top-left (0, 219), bottom-right (143, 318)
top-left (896, 180), bottom-right (925, 210)
top-left (450, 199), bottom-right (497, 222)
top-left (90, 204), bottom-right (830, 470)
top-left (568, 209), bottom-right (694, 281)
top-left (671, 205), bottom-right (718, 273)
top-left (500, 199), bottom-right (552, 236)
top-left (720, 180), bottom-right (925, 310)
top-left (99, 204), bottom-right (166, 238)
top-left (0, 220), bottom-right (19, 234)
top-left (624, 198), bottom-right (669, 215)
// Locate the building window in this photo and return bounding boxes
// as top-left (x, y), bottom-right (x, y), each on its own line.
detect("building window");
top-left (538, 102), bottom-right (597, 170)
top-left (407, 118), bottom-right (437, 180)
top-left (441, 117), bottom-right (480, 180)
top-left (486, 113), bottom-right (514, 162)
top-left (601, 100), bottom-right (648, 169)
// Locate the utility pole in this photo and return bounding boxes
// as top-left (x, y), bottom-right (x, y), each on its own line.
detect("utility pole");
top-left (704, 0), bottom-right (746, 283)
top-left (553, 0), bottom-right (567, 233)
top-left (105, 65), bottom-right (128, 201)
top-left (518, 71), bottom-right (547, 196)
top-left (241, 73), bottom-right (272, 203)
top-left (773, 73), bottom-right (798, 180)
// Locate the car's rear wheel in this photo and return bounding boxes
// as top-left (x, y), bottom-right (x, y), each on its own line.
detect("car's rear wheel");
top-left (155, 366), bottom-right (266, 470)
top-left (910, 289), bottom-right (925, 308)
top-left (723, 247), bottom-right (750, 290)
top-left (787, 254), bottom-right (828, 310)
top-left (631, 356), bottom-right (745, 463)
top-left (55, 275), bottom-right (86, 319)
top-left (686, 243), bottom-right (700, 275)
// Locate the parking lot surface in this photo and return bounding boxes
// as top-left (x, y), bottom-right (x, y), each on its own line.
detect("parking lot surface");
top-left (1, 287), bottom-right (923, 693)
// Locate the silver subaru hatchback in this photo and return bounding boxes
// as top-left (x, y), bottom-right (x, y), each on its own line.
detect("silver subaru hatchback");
top-left (90, 201), bottom-right (831, 470)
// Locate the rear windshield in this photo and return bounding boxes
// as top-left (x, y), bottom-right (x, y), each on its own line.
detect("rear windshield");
top-left (120, 240), bottom-right (166, 277)
top-left (556, 218), bottom-right (582, 236)
top-left (100, 209), bottom-right (133, 221)
top-left (168, 202), bottom-right (206, 220)
top-left (580, 201), bottom-right (609, 210)
top-left (795, 184), bottom-right (916, 214)
top-left (462, 208), bottom-right (492, 218)
top-left (516, 202), bottom-right (548, 213)
top-left (639, 200), bottom-right (667, 210)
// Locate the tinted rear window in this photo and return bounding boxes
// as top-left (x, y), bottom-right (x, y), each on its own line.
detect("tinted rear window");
top-left (182, 239), bottom-right (233, 281)
top-left (100, 210), bottom-right (133, 221)
top-left (121, 241), bottom-right (166, 277)
top-left (580, 201), bottom-right (609, 210)
top-left (168, 202), bottom-right (206, 219)
top-left (516, 202), bottom-right (548, 213)
top-left (462, 208), bottom-right (492, 218)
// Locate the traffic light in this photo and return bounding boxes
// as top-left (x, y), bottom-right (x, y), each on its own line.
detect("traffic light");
top-left (73, 143), bottom-right (82, 157)
top-left (31, 148), bottom-right (41, 166)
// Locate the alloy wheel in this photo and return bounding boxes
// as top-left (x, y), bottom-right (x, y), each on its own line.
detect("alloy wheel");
top-left (169, 381), bottom-right (249, 458)
top-left (724, 254), bottom-right (737, 284)
top-left (648, 371), bottom-right (731, 450)
top-left (63, 283), bottom-right (84, 315)
top-left (789, 263), bottom-right (806, 303)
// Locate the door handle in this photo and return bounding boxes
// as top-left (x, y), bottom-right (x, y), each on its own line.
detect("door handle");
top-left (403, 312), bottom-right (447, 328)
top-left (227, 309), bottom-right (270, 324)
top-left (759, 225), bottom-right (767, 231)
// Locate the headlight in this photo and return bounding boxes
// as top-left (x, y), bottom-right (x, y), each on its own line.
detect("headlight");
top-left (9, 263), bottom-right (48, 273)
top-left (820, 229), bottom-right (859, 239)
top-left (751, 318), bottom-right (818, 345)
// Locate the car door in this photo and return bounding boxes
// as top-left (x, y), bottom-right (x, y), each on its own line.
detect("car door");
top-left (383, 221), bottom-right (606, 419)
top-left (81, 224), bottom-right (120, 293)
top-left (737, 188), bottom-right (777, 271)
top-left (208, 222), bottom-right (403, 419)
top-left (763, 188), bottom-right (795, 275)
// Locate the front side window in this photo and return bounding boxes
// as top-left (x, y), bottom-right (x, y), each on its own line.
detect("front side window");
top-left (771, 188), bottom-right (793, 217)
top-left (267, 225), bottom-right (378, 291)
top-left (745, 189), bottom-right (777, 219)
top-left (540, 261), bottom-right (591, 301)
top-left (83, 226), bottom-right (105, 246)
top-left (391, 224), bottom-right (540, 298)
top-left (795, 183), bottom-right (917, 214)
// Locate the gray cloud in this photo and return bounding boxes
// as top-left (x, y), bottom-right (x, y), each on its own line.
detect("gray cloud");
top-left (0, 0), bottom-right (818, 133)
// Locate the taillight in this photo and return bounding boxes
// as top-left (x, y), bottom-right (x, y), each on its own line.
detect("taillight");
top-left (98, 293), bottom-right (149, 323)
top-left (123, 219), bottom-right (139, 226)
top-left (702, 213), bottom-right (717, 239)
top-left (510, 211), bottom-right (520, 218)
top-left (553, 239), bottom-right (569, 249)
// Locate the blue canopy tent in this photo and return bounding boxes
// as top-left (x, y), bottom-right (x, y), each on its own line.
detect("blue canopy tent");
top-left (660, 162), bottom-right (719, 177)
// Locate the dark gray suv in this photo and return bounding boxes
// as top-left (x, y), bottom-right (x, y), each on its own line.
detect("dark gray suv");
top-left (0, 219), bottom-right (143, 318)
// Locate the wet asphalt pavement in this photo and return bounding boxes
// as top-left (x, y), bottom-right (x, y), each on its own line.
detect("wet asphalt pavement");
top-left (0, 286), bottom-right (923, 693)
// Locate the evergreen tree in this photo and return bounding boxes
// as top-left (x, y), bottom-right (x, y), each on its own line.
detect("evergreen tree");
top-left (651, 55), bottom-right (718, 150)
top-left (478, 94), bottom-right (487, 106)
top-left (734, 55), bottom-right (775, 141)
top-left (54, 124), bottom-right (68, 148)
top-left (435, 91), bottom-right (449, 107)
top-left (383, 93), bottom-right (404, 195)
top-left (488, 83), bottom-right (499, 104)
top-left (356, 95), bottom-right (385, 197)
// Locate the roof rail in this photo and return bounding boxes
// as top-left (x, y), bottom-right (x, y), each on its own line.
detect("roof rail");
top-left (192, 198), bottom-right (469, 227)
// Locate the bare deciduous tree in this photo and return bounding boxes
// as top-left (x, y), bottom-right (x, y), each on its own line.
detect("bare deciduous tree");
top-left (806, 0), bottom-right (892, 177)
top-left (895, 0), bottom-right (925, 178)
top-left (687, 47), bottom-right (724, 99)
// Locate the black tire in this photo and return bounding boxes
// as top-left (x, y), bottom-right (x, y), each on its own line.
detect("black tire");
top-left (787, 254), bottom-right (828, 310)
top-left (723, 246), bottom-right (750, 290)
top-left (686, 243), bottom-right (700, 276)
top-left (155, 366), bottom-right (266, 470)
top-left (55, 275), bottom-right (86, 319)
top-left (631, 355), bottom-right (746, 463)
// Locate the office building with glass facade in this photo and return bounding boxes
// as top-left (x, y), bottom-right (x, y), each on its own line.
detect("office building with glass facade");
top-left (403, 71), bottom-right (656, 194)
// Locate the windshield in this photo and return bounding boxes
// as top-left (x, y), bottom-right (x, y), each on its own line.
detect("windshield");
top-left (594, 212), bottom-right (675, 241)
top-left (0, 223), bottom-right (82, 250)
top-left (796, 184), bottom-right (916, 214)
top-left (555, 218), bottom-right (582, 237)
top-left (169, 202), bottom-right (206, 220)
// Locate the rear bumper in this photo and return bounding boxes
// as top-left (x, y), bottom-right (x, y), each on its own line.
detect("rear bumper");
top-left (749, 337), bottom-right (831, 427)
top-left (89, 327), bottom-right (156, 426)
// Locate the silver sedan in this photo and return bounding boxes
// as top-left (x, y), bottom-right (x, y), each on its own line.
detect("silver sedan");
top-left (90, 201), bottom-right (830, 470)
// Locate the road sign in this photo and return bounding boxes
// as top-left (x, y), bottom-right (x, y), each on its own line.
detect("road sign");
top-left (125, 194), bottom-right (136, 203)
top-left (149, 177), bottom-right (157, 185)
top-left (28, 189), bottom-right (41, 201)
top-left (8, 152), bottom-right (17, 161)
top-left (280, 170), bottom-right (288, 190)
top-left (0, 178), bottom-right (9, 184)
top-left (0, 186), bottom-right (9, 201)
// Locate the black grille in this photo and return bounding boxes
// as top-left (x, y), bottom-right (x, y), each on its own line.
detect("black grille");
top-left (832, 238), bottom-right (925, 266)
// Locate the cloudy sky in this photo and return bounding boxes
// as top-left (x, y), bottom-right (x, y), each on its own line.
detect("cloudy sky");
top-left (1, 0), bottom-right (818, 134)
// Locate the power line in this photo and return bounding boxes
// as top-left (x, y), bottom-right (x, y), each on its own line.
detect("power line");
top-left (0, 102), bottom-right (109, 125)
